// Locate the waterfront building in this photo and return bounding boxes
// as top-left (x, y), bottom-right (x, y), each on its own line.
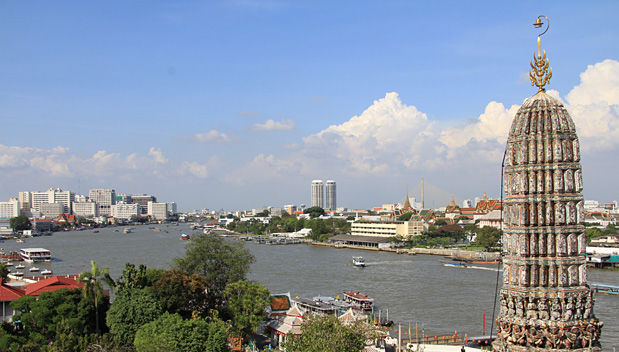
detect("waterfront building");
top-left (30, 188), bottom-right (74, 215)
top-left (325, 180), bottom-right (336, 211)
top-left (0, 200), bottom-right (20, 219)
top-left (40, 202), bottom-right (64, 218)
top-left (112, 203), bottom-right (140, 220)
top-left (89, 189), bottom-right (116, 217)
top-left (311, 180), bottom-right (324, 208)
top-left (147, 201), bottom-right (169, 220)
top-left (350, 220), bottom-right (425, 238)
top-left (494, 17), bottom-right (602, 351)
top-left (18, 191), bottom-right (32, 215)
top-left (72, 201), bottom-right (98, 218)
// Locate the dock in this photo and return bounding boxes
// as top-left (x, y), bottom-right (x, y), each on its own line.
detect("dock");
top-left (590, 283), bottom-right (619, 295)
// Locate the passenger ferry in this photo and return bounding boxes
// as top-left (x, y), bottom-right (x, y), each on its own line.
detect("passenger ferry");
top-left (352, 256), bottom-right (366, 267)
top-left (19, 248), bottom-right (51, 263)
top-left (342, 291), bottom-right (374, 311)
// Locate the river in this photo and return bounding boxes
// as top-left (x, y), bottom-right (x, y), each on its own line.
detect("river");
top-left (3, 224), bottom-right (618, 348)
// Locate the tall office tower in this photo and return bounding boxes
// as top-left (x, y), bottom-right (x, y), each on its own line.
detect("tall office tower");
top-left (494, 17), bottom-right (602, 351)
top-left (31, 188), bottom-right (74, 214)
top-left (311, 180), bottom-right (324, 208)
top-left (325, 180), bottom-right (336, 211)
top-left (89, 189), bottom-right (116, 217)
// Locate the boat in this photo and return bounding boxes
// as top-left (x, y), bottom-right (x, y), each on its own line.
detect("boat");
top-left (342, 291), bottom-right (374, 311)
top-left (4, 262), bottom-right (13, 267)
top-left (15, 264), bottom-right (25, 269)
top-left (29, 267), bottom-right (40, 272)
top-left (93, 230), bottom-right (99, 233)
top-left (180, 233), bottom-right (190, 240)
top-left (440, 260), bottom-right (466, 268)
top-left (19, 248), bottom-right (52, 263)
top-left (11, 271), bottom-right (23, 277)
top-left (123, 228), bottom-right (132, 234)
top-left (41, 269), bottom-right (52, 275)
top-left (16, 238), bottom-right (25, 243)
top-left (352, 256), bottom-right (366, 267)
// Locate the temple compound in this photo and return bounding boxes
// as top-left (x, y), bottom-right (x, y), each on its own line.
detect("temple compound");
top-left (493, 17), bottom-right (603, 351)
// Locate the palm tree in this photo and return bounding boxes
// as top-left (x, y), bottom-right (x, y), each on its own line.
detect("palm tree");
top-left (78, 260), bottom-right (116, 335)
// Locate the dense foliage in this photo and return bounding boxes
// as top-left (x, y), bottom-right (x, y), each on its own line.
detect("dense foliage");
top-left (283, 314), bottom-right (379, 352)
top-left (173, 233), bottom-right (254, 294)
top-left (475, 226), bottom-right (502, 250)
top-left (150, 269), bottom-right (214, 318)
top-left (9, 215), bottom-right (31, 231)
top-left (133, 312), bottom-right (229, 352)
top-left (106, 287), bottom-right (162, 346)
top-left (222, 280), bottom-right (270, 338)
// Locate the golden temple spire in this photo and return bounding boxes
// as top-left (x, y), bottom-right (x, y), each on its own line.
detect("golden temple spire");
top-left (529, 15), bottom-right (552, 92)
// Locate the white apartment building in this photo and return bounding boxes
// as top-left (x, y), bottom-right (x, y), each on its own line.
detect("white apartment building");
top-left (311, 180), bottom-right (324, 208)
top-left (325, 180), bottom-right (336, 211)
top-left (40, 202), bottom-right (64, 218)
top-left (112, 203), bottom-right (140, 220)
top-left (89, 189), bottom-right (116, 217)
top-left (18, 191), bottom-right (32, 213)
top-left (0, 200), bottom-right (20, 219)
top-left (72, 202), bottom-right (98, 218)
top-left (166, 202), bottom-right (177, 214)
top-left (351, 220), bottom-right (426, 238)
top-left (30, 188), bottom-right (74, 214)
top-left (148, 201), bottom-right (169, 220)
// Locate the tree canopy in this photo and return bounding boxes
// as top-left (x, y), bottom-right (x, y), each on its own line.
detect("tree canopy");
top-left (222, 280), bottom-right (270, 338)
top-left (173, 233), bottom-right (254, 294)
top-left (150, 269), bottom-right (214, 318)
top-left (475, 226), bottom-right (502, 250)
top-left (10, 215), bottom-right (31, 231)
top-left (134, 312), bottom-right (229, 352)
top-left (283, 314), bottom-right (379, 352)
top-left (106, 287), bottom-right (162, 346)
top-left (303, 206), bottom-right (325, 218)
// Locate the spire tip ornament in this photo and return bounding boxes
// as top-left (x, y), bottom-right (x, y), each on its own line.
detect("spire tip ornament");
top-left (529, 15), bottom-right (552, 92)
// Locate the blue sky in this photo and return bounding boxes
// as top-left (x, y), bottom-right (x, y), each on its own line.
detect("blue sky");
top-left (1, 1), bottom-right (619, 211)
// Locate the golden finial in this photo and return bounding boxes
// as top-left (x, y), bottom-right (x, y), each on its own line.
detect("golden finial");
top-left (529, 15), bottom-right (552, 92)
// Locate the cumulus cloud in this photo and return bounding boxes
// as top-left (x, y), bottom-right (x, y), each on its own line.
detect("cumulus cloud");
top-left (250, 119), bottom-right (296, 131)
top-left (195, 129), bottom-right (235, 143)
top-left (148, 147), bottom-right (169, 164)
top-left (224, 153), bottom-right (299, 185)
top-left (564, 59), bottom-right (619, 151)
top-left (182, 161), bottom-right (209, 178)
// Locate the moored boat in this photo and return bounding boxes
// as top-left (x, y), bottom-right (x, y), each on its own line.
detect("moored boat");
top-left (29, 267), bottom-right (40, 272)
top-left (440, 260), bottom-right (466, 268)
top-left (342, 291), bottom-right (374, 311)
top-left (41, 269), bottom-right (53, 275)
top-left (15, 264), bottom-right (25, 270)
top-left (123, 228), bottom-right (132, 234)
top-left (352, 256), bottom-right (366, 267)
top-left (180, 233), bottom-right (190, 240)
top-left (19, 248), bottom-right (52, 263)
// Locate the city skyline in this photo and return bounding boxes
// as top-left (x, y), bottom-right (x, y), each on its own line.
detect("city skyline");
top-left (1, 2), bottom-right (619, 211)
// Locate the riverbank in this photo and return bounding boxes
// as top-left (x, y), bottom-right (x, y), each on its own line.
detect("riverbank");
top-left (310, 241), bottom-right (501, 260)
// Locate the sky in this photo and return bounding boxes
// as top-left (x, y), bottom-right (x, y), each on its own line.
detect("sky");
top-left (1, 1), bottom-right (619, 212)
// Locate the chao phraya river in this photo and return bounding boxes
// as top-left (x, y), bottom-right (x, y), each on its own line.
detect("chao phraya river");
top-left (4, 224), bottom-right (619, 348)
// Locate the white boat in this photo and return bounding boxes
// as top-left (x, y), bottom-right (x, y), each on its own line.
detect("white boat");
top-left (11, 271), bottom-right (23, 277)
top-left (41, 269), bottom-right (52, 275)
top-left (352, 256), bottom-right (366, 267)
top-left (29, 267), bottom-right (40, 272)
top-left (16, 238), bottom-right (25, 243)
top-left (4, 262), bottom-right (13, 267)
top-left (20, 248), bottom-right (52, 263)
top-left (123, 228), bottom-right (132, 234)
top-left (15, 264), bottom-right (25, 269)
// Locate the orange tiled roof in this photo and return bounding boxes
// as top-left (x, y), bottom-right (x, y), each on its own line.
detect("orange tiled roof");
top-left (0, 284), bottom-right (25, 301)
top-left (25, 275), bottom-right (84, 296)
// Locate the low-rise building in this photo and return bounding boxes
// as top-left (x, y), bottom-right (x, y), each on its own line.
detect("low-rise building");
top-left (351, 220), bottom-right (425, 238)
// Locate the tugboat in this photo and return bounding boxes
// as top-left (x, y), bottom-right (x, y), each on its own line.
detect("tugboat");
top-left (352, 256), bottom-right (366, 267)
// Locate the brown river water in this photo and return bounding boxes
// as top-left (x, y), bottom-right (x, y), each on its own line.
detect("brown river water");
top-left (3, 224), bottom-right (618, 348)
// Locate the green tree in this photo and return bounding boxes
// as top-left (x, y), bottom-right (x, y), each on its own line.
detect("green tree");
top-left (150, 269), bottom-right (213, 318)
top-left (283, 314), bottom-right (379, 352)
top-left (173, 233), bottom-right (254, 295)
top-left (475, 226), bottom-right (502, 250)
top-left (134, 312), bottom-right (229, 352)
top-left (397, 212), bottom-right (414, 221)
top-left (116, 263), bottom-right (163, 292)
top-left (0, 264), bottom-right (8, 284)
top-left (9, 215), bottom-right (32, 232)
top-left (78, 260), bottom-right (115, 336)
top-left (303, 206), bottom-right (325, 218)
top-left (106, 287), bottom-right (162, 346)
top-left (222, 280), bottom-right (270, 338)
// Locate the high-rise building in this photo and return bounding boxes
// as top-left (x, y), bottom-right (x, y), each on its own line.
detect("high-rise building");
top-left (325, 180), bottom-right (336, 211)
top-left (311, 180), bottom-right (324, 208)
top-left (494, 17), bottom-right (602, 351)
top-left (89, 189), bottom-right (116, 217)
top-left (30, 188), bottom-right (74, 215)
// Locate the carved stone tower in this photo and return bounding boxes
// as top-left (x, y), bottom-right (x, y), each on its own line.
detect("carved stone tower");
top-left (493, 16), bottom-right (603, 351)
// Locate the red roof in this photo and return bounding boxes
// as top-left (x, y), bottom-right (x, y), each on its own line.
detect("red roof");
top-left (25, 275), bottom-right (84, 296)
top-left (0, 284), bottom-right (25, 301)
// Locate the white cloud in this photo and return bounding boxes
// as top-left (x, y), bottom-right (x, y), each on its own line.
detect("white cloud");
top-left (564, 59), bottom-right (619, 151)
top-left (250, 118), bottom-right (296, 131)
top-left (195, 129), bottom-right (235, 143)
top-left (148, 147), bottom-right (169, 164)
top-left (182, 161), bottom-right (209, 178)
